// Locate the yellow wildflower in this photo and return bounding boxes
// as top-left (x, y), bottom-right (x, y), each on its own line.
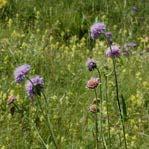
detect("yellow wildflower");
top-left (0, 0), bottom-right (7, 9)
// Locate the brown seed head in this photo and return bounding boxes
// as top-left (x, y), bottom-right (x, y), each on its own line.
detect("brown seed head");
top-left (7, 95), bottom-right (16, 105)
top-left (89, 104), bottom-right (99, 113)
top-left (87, 77), bottom-right (100, 89)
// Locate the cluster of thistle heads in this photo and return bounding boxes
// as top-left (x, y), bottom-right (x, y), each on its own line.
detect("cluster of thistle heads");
top-left (10, 22), bottom-right (136, 106)
top-left (13, 64), bottom-right (44, 98)
top-left (90, 22), bottom-right (121, 57)
top-left (86, 22), bottom-right (121, 110)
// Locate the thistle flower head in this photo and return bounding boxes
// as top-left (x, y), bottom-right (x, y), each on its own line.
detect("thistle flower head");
top-left (90, 22), bottom-right (106, 39)
top-left (87, 77), bottom-right (100, 89)
top-left (26, 76), bottom-right (44, 98)
top-left (14, 64), bottom-right (31, 83)
top-left (86, 58), bottom-right (97, 71)
top-left (106, 45), bottom-right (121, 58)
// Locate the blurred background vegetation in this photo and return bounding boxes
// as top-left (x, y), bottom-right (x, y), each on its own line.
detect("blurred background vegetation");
top-left (0, 0), bottom-right (148, 40)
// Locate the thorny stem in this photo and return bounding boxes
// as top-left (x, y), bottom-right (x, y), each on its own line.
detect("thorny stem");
top-left (94, 89), bottom-right (99, 149)
top-left (105, 75), bottom-right (112, 148)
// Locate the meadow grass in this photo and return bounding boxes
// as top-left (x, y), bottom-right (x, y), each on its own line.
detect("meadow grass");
top-left (0, 0), bottom-right (149, 148)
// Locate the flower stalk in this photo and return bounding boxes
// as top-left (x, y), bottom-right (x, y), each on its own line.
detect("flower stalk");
top-left (105, 35), bottom-right (127, 149)
top-left (112, 58), bottom-right (127, 149)
top-left (26, 77), bottom-right (58, 149)
top-left (94, 89), bottom-right (99, 149)
top-left (105, 75), bottom-right (111, 148)
top-left (96, 67), bottom-right (106, 148)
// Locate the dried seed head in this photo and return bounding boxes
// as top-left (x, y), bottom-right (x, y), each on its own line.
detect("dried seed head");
top-left (87, 77), bottom-right (100, 89)
top-left (7, 95), bottom-right (16, 105)
top-left (89, 104), bottom-right (99, 113)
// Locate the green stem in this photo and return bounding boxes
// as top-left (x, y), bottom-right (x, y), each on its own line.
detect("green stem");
top-left (37, 96), bottom-right (58, 149)
top-left (25, 109), bottom-right (48, 149)
top-left (112, 58), bottom-right (127, 149)
top-left (104, 34), bottom-right (127, 149)
top-left (105, 75), bottom-right (112, 148)
top-left (41, 91), bottom-right (49, 105)
top-left (96, 68), bottom-right (106, 149)
top-left (26, 77), bottom-right (58, 149)
top-left (41, 92), bottom-right (58, 149)
top-left (13, 102), bottom-right (21, 112)
top-left (94, 89), bottom-right (99, 149)
top-left (34, 125), bottom-right (49, 149)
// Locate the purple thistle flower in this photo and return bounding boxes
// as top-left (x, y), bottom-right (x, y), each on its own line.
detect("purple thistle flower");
top-left (86, 58), bottom-right (97, 71)
top-left (90, 22), bottom-right (106, 39)
top-left (26, 76), bottom-right (44, 98)
top-left (106, 45), bottom-right (121, 58)
top-left (14, 64), bottom-right (31, 83)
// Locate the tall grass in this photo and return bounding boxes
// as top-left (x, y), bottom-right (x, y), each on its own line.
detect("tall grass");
top-left (0, 0), bottom-right (148, 148)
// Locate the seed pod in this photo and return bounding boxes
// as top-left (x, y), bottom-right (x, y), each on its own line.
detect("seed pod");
top-left (89, 104), bottom-right (99, 113)
top-left (87, 77), bottom-right (100, 89)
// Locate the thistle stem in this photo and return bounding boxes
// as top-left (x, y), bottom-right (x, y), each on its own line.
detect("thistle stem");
top-left (41, 91), bottom-right (58, 149)
top-left (41, 91), bottom-right (48, 105)
top-left (13, 102), bottom-right (21, 112)
top-left (104, 34), bottom-right (127, 149)
top-left (112, 58), bottom-right (127, 149)
top-left (94, 89), bottom-right (99, 149)
top-left (26, 77), bottom-right (58, 149)
top-left (96, 68), bottom-right (106, 149)
top-left (37, 95), bottom-right (58, 149)
top-left (105, 75), bottom-right (112, 148)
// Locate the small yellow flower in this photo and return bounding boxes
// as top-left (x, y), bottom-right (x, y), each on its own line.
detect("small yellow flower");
top-left (0, 0), bottom-right (7, 9)
top-left (1, 146), bottom-right (6, 149)
top-left (122, 69), bottom-right (126, 73)
top-left (143, 81), bottom-right (148, 88)
top-left (136, 72), bottom-right (142, 81)
top-left (11, 30), bottom-right (21, 38)
top-left (8, 18), bottom-right (13, 28)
